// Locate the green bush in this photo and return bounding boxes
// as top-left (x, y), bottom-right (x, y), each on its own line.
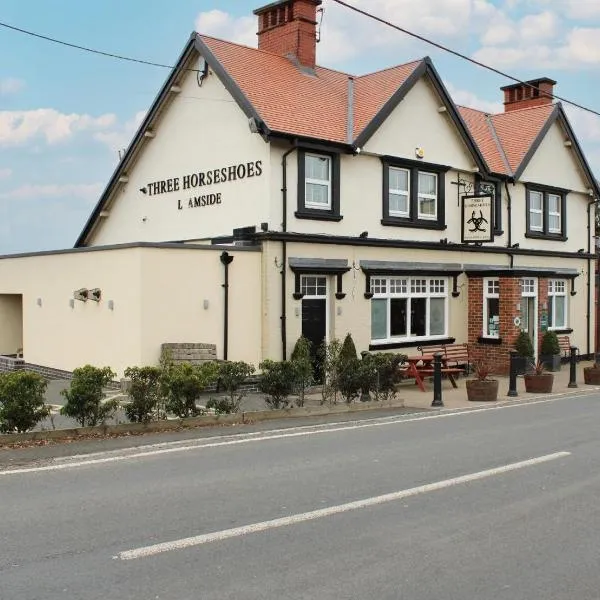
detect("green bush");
top-left (60, 365), bottom-right (118, 427)
top-left (318, 339), bottom-right (342, 405)
top-left (541, 330), bottom-right (560, 355)
top-left (163, 362), bottom-right (219, 418)
top-left (0, 371), bottom-right (49, 433)
top-left (123, 366), bottom-right (163, 423)
top-left (217, 361), bottom-right (255, 413)
top-left (259, 360), bottom-right (296, 409)
top-left (514, 330), bottom-right (534, 357)
top-left (290, 336), bottom-right (313, 407)
top-left (339, 333), bottom-right (358, 363)
top-left (337, 334), bottom-right (361, 404)
top-left (371, 353), bottom-right (405, 402)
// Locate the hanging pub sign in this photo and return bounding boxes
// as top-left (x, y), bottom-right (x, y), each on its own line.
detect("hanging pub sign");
top-left (461, 194), bottom-right (494, 243)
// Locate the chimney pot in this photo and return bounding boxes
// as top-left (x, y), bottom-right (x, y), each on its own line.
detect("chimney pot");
top-left (254, 0), bottom-right (322, 70)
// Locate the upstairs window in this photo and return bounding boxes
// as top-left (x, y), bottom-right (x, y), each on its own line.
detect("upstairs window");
top-left (526, 185), bottom-right (566, 240)
top-left (382, 159), bottom-right (448, 230)
top-left (296, 150), bottom-right (341, 222)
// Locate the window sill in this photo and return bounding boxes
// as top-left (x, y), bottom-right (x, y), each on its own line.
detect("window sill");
top-left (525, 232), bottom-right (567, 242)
top-left (477, 336), bottom-right (503, 345)
top-left (549, 327), bottom-right (573, 334)
top-left (295, 210), bottom-right (343, 222)
top-left (369, 337), bottom-right (455, 351)
top-left (381, 218), bottom-right (447, 230)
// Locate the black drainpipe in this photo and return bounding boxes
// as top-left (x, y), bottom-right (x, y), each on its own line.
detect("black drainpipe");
top-left (281, 142), bottom-right (298, 360)
top-left (220, 251), bottom-right (234, 361)
top-left (504, 179), bottom-right (514, 268)
top-left (586, 199), bottom-right (596, 357)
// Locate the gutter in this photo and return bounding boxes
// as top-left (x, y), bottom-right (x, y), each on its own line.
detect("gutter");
top-left (587, 199), bottom-right (597, 357)
top-left (220, 251), bottom-right (234, 361)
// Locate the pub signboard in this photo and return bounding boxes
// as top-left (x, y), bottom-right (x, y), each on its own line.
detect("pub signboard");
top-left (461, 194), bottom-right (494, 243)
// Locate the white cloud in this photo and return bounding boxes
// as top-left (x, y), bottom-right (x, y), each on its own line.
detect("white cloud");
top-left (445, 82), bottom-right (503, 113)
top-left (0, 168), bottom-right (12, 180)
top-left (0, 109), bottom-right (116, 146)
top-left (94, 110), bottom-right (147, 152)
top-left (525, 0), bottom-right (600, 20)
top-left (195, 9), bottom-right (256, 47)
top-left (0, 78), bottom-right (25, 95)
top-left (0, 182), bottom-right (103, 201)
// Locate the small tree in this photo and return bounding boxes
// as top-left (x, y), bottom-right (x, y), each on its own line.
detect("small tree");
top-left (163, 362), bottom-right (219, 418)
top-left (337, 334), bottom-right (361, 404)
top-left (514, 330), bottom-right (534, 357)
top-left (0, 371), bottom-right (49, 433)
top-left (541, 330), bottom-right (560, 355)
top-left (123, 366), bottom-right (163, 423)
top-left (318, 339), bottom-right (342, 405)
top-left (216, 361), bottom-right (255, 413)
top-left (259, 360), bottom-right (295, 409)
top-left (290, 336), bottom-right (313, 407)
top-left (60, 365), bottom-right (118, 427)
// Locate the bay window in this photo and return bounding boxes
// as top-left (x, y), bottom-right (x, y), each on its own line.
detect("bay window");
top-left (371, 276), bottom-right (448, 343)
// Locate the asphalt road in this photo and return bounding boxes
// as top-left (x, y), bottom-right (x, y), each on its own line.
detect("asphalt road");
top-left (2, 393), bottom-right (600, 600)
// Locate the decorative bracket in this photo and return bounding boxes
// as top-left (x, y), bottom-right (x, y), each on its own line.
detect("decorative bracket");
top-left (364, 273), bottom-right (373, 299)
top-left (452, 275), bottom-right (460, 298)
top-left (570, 277), bottom-right (577, 296)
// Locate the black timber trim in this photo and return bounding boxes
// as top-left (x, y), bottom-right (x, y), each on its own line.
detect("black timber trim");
top-left (256, 231), bottom-right (596, 260)
top-left (74, 35), bottom-right (197, 247)
top-left (354, 58), bottom-right (488, 174)
top-left (296, 148), bottom-right (342, 221)
top-left (552, 327), bottom-right (574, 334)
top-left (381, 156), bottom-right (448, 229)
top-left (369, 337), bottom-right (456, 351)
top-left (525, 183), bottom-right (568, 241)
top-left (465, 269), bottom-right (579, 278)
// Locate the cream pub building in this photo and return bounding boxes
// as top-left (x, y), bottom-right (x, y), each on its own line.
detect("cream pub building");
top-left (0, 0), bottom-right (598, 377)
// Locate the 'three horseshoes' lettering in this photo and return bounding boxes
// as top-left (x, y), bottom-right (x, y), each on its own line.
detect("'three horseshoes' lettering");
top-left (143, 160), bottom-right (263, 211)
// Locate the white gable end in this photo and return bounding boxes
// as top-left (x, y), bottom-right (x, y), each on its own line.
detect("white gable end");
top-left (363, 76), bottom-right (475, 171)
top-left (88, 54), bottom-right (270, 246)
top-left (521, 120), bottom-right (591, 193)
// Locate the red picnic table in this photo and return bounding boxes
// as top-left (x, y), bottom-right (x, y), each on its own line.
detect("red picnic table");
top-left (399, 355), bottom-right (464, 392)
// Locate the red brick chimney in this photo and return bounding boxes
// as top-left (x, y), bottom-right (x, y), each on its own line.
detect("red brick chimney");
top-left (500, 78), bottom-right (557, 112)
top-left (254, 0), bottom-right (322, 70)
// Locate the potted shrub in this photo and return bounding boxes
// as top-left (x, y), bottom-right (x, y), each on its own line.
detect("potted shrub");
top-left (465, 362), bottom-right (499, 402)
top-left (540, 330), bottom-right (561, 372)
top-left (583, 362), bottom-right (600, 385)
top-left (513, 330), bottom-right (534, 374)
top-left (524, 360), bottom-right (554, 393)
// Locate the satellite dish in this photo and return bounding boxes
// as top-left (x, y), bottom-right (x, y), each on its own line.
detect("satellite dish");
top-left (197, 56), bottom-right (208, 87)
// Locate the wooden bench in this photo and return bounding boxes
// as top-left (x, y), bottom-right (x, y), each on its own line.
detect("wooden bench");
top-left (557, 335), bottom-right (579, 361)
top-left (418, 343), bottom-right (470, 374)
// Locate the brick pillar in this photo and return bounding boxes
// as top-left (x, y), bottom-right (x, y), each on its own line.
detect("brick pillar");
top-left (468, 276), bottom-right (523, 374)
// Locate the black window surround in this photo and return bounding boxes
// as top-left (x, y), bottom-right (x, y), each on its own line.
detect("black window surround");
top-left (289, 264), bottom-right (350, 300)
top-left (296, 149), bottom-right (342, 222)
top-left (525, 183), bottom-right (568, 241)
top-left (475, 176), bottom-right (503, 235)
top-left (381, 157), bottom-right (449, 230)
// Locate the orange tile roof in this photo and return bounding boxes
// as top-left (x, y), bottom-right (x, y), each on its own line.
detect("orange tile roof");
top-left (200, 35), bottom-right (422, 145)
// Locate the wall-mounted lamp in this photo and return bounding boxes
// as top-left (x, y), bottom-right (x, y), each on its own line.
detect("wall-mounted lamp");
top-left (294, 306), bottom-right (300, 317)
top-left (203, 299), bottom-right (209, 310)
top-left (516, 302), bottom-right (521, 312)
top-left (108, 300), bottom-right (115, 311)
top-left (337, 306), bottom-right (342, 316)
top-left (36, 298), bottom-right (42, 307)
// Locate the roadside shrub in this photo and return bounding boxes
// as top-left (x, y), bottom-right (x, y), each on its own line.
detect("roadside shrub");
top-left (290, 336), bottom-right (313, 407)
top-left (205, 397), bottom-right (235, 415)
top-left (163, 361), bottom-right (219, 418)
top-left (514, 330), bottom-right (534, 357)
top-left (259, 360), bottom-right (295, 409)
top-left (371, 353), bottom-right (406, 402)
top-left (318, 339), bottom-right (342, 405)
top-left (337, 334), bottom-right (361, 404)
top-left (541, 330), bottom-right (560, 355)
top-left (60, 365), bottom-right (118, 427)
top-left (216, 361), bottom-right (255, 413)
top-left (0, 371), bottom-right (49, 433)
top-left (123, 366), bottom-right (163, 423)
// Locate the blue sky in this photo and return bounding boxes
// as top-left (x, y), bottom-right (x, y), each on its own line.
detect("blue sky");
top-left (1, 0), bottom-right (600, 254)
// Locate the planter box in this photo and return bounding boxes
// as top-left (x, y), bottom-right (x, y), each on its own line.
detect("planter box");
top-left (524, 373), bottom-right (554, 393)
top-left (540, 354), bottom-right (561, 372)
top-left (466, 379), bottom-right (499, 402)
top-left (583, 367), bottom-right (600, 385)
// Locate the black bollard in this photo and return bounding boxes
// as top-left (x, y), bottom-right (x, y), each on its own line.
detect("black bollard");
top-left (508, 350), bottom-right (518, 397)
top-left (431, 352), bottom-right (444, 407)
top-left (568, 346), bottom-right (578, 388)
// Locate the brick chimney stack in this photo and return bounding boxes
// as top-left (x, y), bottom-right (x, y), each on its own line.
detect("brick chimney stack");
top-left (501, 78), bottom-right (557, 112)
top-left (254, 0), bottom-right (322, 70)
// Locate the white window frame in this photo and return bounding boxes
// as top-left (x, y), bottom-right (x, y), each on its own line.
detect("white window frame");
top-left (417, 172), bottom-right (438, 220)
top-left (388, 167), bottom-right (410, 217)
top-left (529, 190), bottom-right (544, 232)
top-left (483, 278), bottom-right (500, 338)
top-left (370, 276), bottom-right (448, 344)
top-left (548, 193), bottom-right (562, 234)
top-left (548, 279), bottom-right (567, 330)
top-left (304, 153), bottom-right (331, 210)
top-left (300, 274), bottom-right (327, 298)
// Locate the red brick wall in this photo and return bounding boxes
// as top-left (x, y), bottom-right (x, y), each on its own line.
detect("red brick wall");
top-left (468, 277), bottom-right (523, 374)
